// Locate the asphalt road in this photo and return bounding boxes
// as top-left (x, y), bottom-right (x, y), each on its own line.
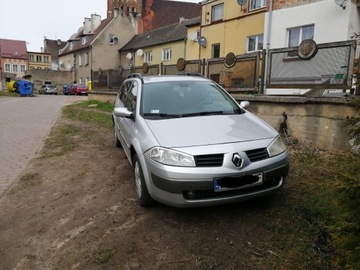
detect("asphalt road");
top-left (0, 95), bottom-right (87, 196)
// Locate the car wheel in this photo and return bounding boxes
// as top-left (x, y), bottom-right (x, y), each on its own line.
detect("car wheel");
top-left (114, 128), bottom-right (121, 148)
top-left (133, 154), bottom-right (155, 207)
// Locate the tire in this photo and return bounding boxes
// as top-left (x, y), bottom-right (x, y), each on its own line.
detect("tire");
top-left (133, 155), bottom-right (155, 207)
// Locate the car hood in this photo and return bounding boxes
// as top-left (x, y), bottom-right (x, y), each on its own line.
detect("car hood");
top-left (145, 113), bottom-right (277, 148)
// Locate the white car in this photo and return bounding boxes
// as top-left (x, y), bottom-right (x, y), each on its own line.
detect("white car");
top-left (113, 74), bottom-right (289, 208)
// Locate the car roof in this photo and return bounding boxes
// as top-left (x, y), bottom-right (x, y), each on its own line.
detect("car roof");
top-left (128, 74), bottom-right (210, 84)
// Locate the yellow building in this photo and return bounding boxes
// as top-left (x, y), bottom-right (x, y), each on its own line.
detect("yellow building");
top-left (197, 0), bottom-right (265, 60)
top-left (120, 19), bottom-right (196, 75)
top-left (28, 52), bottom-right (52, 70)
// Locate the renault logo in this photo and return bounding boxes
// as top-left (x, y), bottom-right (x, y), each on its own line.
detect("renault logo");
top-left (232, 153), bottom-right (243, 168)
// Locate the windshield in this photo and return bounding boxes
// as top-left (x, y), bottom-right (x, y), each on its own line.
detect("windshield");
top-left (141, 81), bottom-right (243, 119)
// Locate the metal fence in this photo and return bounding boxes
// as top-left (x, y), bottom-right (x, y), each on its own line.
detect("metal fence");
top-left (92, 40), bottom-right (357, 94)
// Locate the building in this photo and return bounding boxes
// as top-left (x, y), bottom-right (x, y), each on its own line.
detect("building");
top-left (107, 0), bottom-right (200, 34)
top-left (58, 13), bottom-right (136, 85)
top-left (0, 39), bottom-right (28, 84)
top-left (43, 39), bottom-right (67, 70)
top-left (28, 51), bottom-right (52, 70)
top-left (119, 18), bottom-right (196, 73)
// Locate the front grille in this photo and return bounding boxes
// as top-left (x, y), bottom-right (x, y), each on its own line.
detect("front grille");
top-left (194, 154), bottom-right (224, 167)
top-left (245, 148), bottom-right (269, 162)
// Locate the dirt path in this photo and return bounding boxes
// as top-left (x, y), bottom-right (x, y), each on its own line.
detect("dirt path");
top-left (0, 113), bottom-right (293, 270)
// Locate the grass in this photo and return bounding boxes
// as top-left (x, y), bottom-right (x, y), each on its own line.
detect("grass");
top-left (38, 100), bottom-right (360, 269)
top-left (40, 100), bottom-right (113, 158)
top-left (0, 90), bottom-right (20, 97)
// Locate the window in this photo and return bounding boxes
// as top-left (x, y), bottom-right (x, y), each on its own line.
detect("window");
top-left (144, 52), bottom-right (152, 63)
top-left (248, 34), bottom-right (264, 52)
top-left (288, 25), bottom-right (314, 47)
top-left (69, 42), bottom-right (73, 50)
top-left (44, 56), bottom-right (49, 63)
top-left (82, 37), bottom-right (86, 45)
top-left (125, 81), bottom-right (138, 112)
top-left (162, 48), bottom-right (171, 61)
top-left (12, 64), bottom-right (18, 73)
top-left (20, 65), bottom-right (26, 72)
top-left (212, 44), bottom-right (220, 58)
top-left (36, 55), bottom-right (42, 62)
top-left (29, 55), bottom-right (34, 62)
top-left (249, 0), bottom-right (266, 11)
top-left (85, 52), bottom-right (89, 65)
top-left (211, 4), bottom-right (223, 22)
top-left (288, 25), bottom-right (314, 57)
top-left (4, 63), bottom-right (10, 72)
top-left (78, 54), bottom-right (82, 66)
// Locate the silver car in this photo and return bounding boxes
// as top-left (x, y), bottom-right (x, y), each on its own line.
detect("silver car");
top-left (39, 84), bottom-right (58, 95)
top-left (113, 74), bottom-right (289, 208)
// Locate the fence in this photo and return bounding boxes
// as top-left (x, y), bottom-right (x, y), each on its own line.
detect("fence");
top-left (91, 40), bottom-right (357, 94)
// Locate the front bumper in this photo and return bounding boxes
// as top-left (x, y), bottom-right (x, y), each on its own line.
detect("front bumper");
top-left (144, 151), bottom-right (289, 208)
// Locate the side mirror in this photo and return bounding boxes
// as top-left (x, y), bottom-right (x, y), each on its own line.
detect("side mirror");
top-left (240, 101), bottom-right (250, 109)
top-left (114, 107), bottom-right (134, 120)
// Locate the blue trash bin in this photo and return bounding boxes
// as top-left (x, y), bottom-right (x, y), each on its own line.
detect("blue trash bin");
top-left (17, 80), bottom-right (33, 96)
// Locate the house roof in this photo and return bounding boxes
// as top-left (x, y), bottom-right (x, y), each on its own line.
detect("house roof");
top-left (142, 0), bottom-right (200, 32)
top-left (59, 17), bottom-right (112, 56)
top-left (120, 18), bottom-right (199, 51)
top-left (0, 38), bottom-right (28, 59)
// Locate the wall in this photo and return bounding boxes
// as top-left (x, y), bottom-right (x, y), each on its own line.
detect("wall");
top-left (26, 69), bottom-right (72, 90)
top-left (89, 90), bottom-right (358, 150)
top-left (232, 94), bottom-right (357, 149)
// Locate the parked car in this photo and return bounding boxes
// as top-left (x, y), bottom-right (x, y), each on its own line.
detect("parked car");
top-left (69, 84), bottom-right (89, 95)
top-left (39, 84), bottom-right (58, 95)
top-left (112, 74), bottom-right (289, 208)
top-left (63, 84), bottom-right (73, 95)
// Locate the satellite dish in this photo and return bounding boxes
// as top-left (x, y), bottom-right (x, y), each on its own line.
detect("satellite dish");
top-left (334, 0), bottom-right (349, 9)
top-left (136, 49), bottom-right (144, 56)
top-left (224, 52), bottom-right (236, 68)
top-left (126, 52), bottom-right (133, 60)
top-left (198, 37), bottom-right (206, 47)
top-left (237, 0), bottom-right (247, 6)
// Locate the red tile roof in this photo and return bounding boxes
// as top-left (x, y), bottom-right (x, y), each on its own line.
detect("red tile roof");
top-left (0, 38), bottom-right (28, 59)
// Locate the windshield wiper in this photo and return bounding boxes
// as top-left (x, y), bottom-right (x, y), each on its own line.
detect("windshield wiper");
top-left (143, 113), bottom-right (181, 118)
top-left (180, 111), bottom-right (229, 118)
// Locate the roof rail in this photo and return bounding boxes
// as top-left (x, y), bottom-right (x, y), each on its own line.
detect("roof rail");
top-left (179, 72), bottom-right (205, 78)
top-left (128, 73), bottom-right (144, 83)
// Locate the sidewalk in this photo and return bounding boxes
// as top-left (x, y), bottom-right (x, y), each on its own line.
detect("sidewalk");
top-left (0, 95), bottom-right (86, 196)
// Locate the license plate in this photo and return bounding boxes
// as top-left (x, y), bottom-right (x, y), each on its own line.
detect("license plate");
top-left (214, 173), bottom-right (263, 192)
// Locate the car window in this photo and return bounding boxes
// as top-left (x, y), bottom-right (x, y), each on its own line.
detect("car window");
top-left (141, 81), bottom-right (241, 117)
top-left (125, 81), bottom-right (138, 112)
top-left (119, 81), bottom-right (132, 104)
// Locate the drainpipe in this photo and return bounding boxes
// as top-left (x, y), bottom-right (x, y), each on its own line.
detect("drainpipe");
top-left (263, 0), bottom-right (273, 95)
top-left (90, 45), bottom-right (93, 87)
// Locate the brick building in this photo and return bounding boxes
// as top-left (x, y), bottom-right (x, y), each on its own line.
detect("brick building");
top-left (106, 0), bottom-right (200, 34)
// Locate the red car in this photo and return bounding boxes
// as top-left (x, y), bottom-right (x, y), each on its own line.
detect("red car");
top-left (69, 84), bottom-right (89, 95)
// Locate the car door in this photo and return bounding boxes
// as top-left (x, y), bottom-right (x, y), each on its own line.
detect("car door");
top-left (114, 80), bottom-right (138, 160)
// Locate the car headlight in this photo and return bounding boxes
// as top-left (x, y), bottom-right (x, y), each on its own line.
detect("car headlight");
top-left (145, 147), bottom-right (195, 167)
top-left (267, 135), bottom-right (287, 157)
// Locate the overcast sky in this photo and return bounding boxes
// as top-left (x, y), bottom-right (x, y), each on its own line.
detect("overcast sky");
top-left (0, 0), bottom-right (199, 52)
